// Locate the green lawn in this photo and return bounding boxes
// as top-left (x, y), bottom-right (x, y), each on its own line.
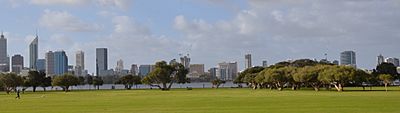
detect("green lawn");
top-left (1, 87), bottom-right (400, 113)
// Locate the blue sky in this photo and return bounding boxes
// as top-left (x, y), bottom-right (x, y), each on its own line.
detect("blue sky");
top-left (1, 0), bottom-right (399, 74)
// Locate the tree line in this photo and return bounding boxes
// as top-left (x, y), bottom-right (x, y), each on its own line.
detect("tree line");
top-left (1, 59), bottom-right (398, 93)
top-left (233, 59), bottom-right (399, 91)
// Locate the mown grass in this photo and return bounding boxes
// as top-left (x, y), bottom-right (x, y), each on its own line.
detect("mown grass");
top-left (0, 87), bottom-right (399, 113)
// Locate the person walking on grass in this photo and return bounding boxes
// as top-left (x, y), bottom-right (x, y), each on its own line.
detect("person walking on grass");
top-left (15, 89), bottom-right (20, 99)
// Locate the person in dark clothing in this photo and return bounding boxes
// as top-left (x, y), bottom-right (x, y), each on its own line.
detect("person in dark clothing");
top-left (15, 89), bottom-right (20, 99)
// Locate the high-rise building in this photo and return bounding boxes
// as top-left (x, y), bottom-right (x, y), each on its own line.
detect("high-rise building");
top-left (11, 54), bottom-right (23, 74)
top-left (340, 51), bottom-right (356, 68)
top-left (180, 54), bottom-right (190, 69)
top-left (45, 51), bottom-right (55, 75)
top-left (29, 35), bottom-right (38, 70)
top-left (130, 64), bottom-right (138, 75)
top-left (115, 59), bottom-right (124, 75)
top-left (208, 67), bottom-right (218, 80)
top-left (245, 54), bottom-right (252, 69)
top-left (75, 51), bottom-right (85, 76)
top-left (36, 59), bottom-right (45, 72)
top-left (188, 64), bottom-right (205, 78)
top-left (262, 60), bottom-right (268, 67)
top-left (377, 54), bottom-right (384, 65)
top-left (0, 32), bottom-right (9, 72)
top-left (96, 48), bottom-right (108, 76)
top-left (385, 57), bottom-right (399, 67)
top-left (217, 62), bottom-right (238, 81)
top-left (53, 51), bottom-right (68, 75)
top-left (76, 51), bottom-right (84, 70)
top-left (138, 65), bottom-right (151, 77)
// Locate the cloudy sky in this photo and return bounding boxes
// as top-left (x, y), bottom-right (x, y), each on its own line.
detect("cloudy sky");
top-left (1, 0), bottom-right (399, 74)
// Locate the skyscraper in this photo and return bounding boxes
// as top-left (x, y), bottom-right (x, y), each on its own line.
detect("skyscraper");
top-left (0, 32), bottom-right (9, 72)
top-left (217, 62), bottom-right (238, 81)
top-left (138, 65), bottom-right (151, 77)
top-left (385, 57), bottom-right (399, 67)
top-left (180, 54), bottom-right (190, 69)
top-left (115, 59), bottom-right (124, 74)
top-left (262, 60), bottom-right (268, 67)
top-left (45, 51), bottom-right (55, 75)
top-left (130, 64), bottom-right (138, 75)
top-left (54, 51), bottom-right (68, 75)
top-left (36, 59), bottom-right (45, 72)
top-left (377, 54), bottom-right (384, 65)
top-left (340, 51), bottom-right (356, 68)
top-left (29, 35), bottom-right (38, 70)
top-left (96, 48), bottom-right (108, 76)
top-left (11, 54), bottom-right (23, 74)
top-left (75, 51), bottom-right (85, 76)
top-left (245, 54), bottom-right (252, 69)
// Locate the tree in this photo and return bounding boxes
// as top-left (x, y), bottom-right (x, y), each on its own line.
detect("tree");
top-left (234, 66), bottom-right (264, 88)
top-left (211, 79), bottom-right (225, 88)
top-left (260, 68), bottom-right (288, 91)
top-left (78, 76), bottom-right (85, 85)
top-left (378, 74), bottom-right (393, 92)
top-left (52, 74), bottom-right (79, 92)
top-left (293, 66), bottom-right (326, 91)
top-left (353, 69), bottom-right (373, 90)
top-left (40, 76), bottom-right (52, 91)
top-left (116, 75), bottom-right (141, 90)
top-left (142, 61), bottom-right (189, 90)
top-left (318, 66), bottom-right (355, 91)
top-left (375, 62), bottom-right (399, 79)
top-left (86, 75), bottom-right (93, 89)
top-left (0, 73), bottom-right (23, 94)
top-left (92, 76), bottom-right (103, 90)
top-left (243, 73), bottom-right (258, 89)
top-left (26, 71), bottom-right (46, 92)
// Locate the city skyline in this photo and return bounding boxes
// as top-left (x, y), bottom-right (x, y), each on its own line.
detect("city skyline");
top-left (0, 0), bottom-right (399, 73)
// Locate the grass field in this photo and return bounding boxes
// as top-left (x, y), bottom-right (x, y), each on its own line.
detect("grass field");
top-left (1, 87), bottom-right (400, 113)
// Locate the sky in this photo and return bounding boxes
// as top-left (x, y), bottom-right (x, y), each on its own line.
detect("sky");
top-left (0, 0), bottom-right (399, 74)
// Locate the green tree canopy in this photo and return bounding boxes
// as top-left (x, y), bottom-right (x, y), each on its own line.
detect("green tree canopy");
top-left (318, 66), bottom-right (356, 91)
top-left (142, 61), bottom-right (189, 90)
top-left (52, 74), bottom-right (79, 92)
top-left (116, 75), bottom-right (141, 90)
top-left (0, 73), bottom-right (23, 94)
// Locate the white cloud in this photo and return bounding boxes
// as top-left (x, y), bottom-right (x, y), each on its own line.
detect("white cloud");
top-left (31, 0), bottom-right (90, 6)
top-left (97, 0), bottom-right (132, 10)
top-left (174, 0), bottom-right (400, 69)
top-left (29, 0), bottom-right (131, 10)
top-left (39, 9), bottom-right (102, 32)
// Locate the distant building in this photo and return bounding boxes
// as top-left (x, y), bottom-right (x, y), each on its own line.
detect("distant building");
top-left (45, 51), bottom-right (55, 75)
top-left (262, 60), bottom-right (268, 67)
top-left (340, 51), bottom-right (356, 68)
top-left (115, 59), bottom-right (123, 72)
top-left (53, 51), bottom-right (68, 75)
top-left (130, 64), bottom-right (138, 75)
top-left (29, 34), bottom-right (38, 70)
top-left (332, 60), bottom-right (339, 65)
top-left (385, 57), bottom-right (399, 67)
top-left (36, 59), bottom-right (45, 72)
top-left (75, 50), bottom-right (85, 76)
top-left (208, 67), bottom-right (218, 80)
top-left (68, 65), bottom-right (74, 74)
top-left (96, 48), bottom-right (108, 76)
top-left (138, 65), bottom-right (151, 77)
top-left (180, 54), bottom-right (190, 69)
top-left (11, 54), bottom-right (23, 74)
top-left (0, 32), bottom-right (9, 72)
top-left (377, 54), bottom-right (384, 65)
top-left (188, 64), bottom-right (205, 78)
top-left (245, 54), bottom-right (252, 69)
top-left (217, 62), bottom-right (238, 81)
